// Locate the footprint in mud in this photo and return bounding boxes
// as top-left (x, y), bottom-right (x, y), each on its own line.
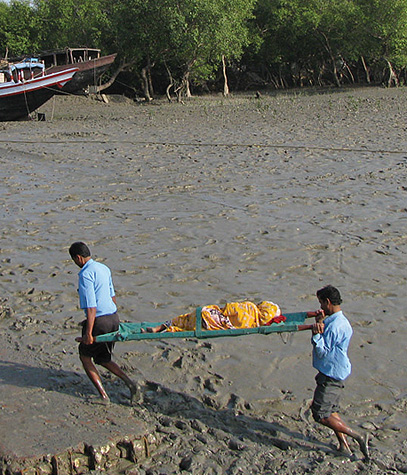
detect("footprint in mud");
top-left (203, 378), bottom-right (217, 394)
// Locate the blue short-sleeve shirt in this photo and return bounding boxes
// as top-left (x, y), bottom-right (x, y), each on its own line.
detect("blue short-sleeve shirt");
top-left (78, 259), bottom-right (117, 317)
top-left (312, 310), bottom-right (352, 381)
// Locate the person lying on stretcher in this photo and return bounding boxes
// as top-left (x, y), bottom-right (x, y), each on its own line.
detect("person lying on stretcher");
top-left (142, 300), bottom-right (323, 333)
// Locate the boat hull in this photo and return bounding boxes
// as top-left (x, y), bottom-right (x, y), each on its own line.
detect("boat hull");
top-left (0, 67), bottom-right (77, 121)
top-left (45, 53), bottom-right (117, 94)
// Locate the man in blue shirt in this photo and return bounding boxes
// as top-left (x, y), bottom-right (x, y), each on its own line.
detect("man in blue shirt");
top-left (310, 285), bottom-right (369, 460)
top-left (69, 242), bottom-right (140, 405)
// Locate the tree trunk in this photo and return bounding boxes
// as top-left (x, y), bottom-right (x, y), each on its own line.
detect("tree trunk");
top-left (145, 55), bottom-right (155, 98)
top-left (386, 59), bottom-right (399, 87)
top-left (164, 62), bottom-right (174, 102)
top-left (185, 79), bottom-right (192, 98)
top-left (166, 83), bottom-right (174, 102)
top-left (175, 71), bottom-right (191, 103)
top-left (319, 30), bottom-right (340, 87)
top-left (360, 56), bottom-right (370, 84)
top-left (222, 55), bottom-right (229, 96)
top-left (340, 56), bottom-right (354, 83)
top-left (147, 64), bottom-right (154, 97)
top-left (331, 58), bottom-right (341, 87)
top-left (175, 83), bottom-right (184, 103)
top-left (93, 60), bottom-right (135, 93)
top-left (141, 66), bottom-right (152, 101)
top-left (183, 71), bottom-right (192, 98)
top-left (317, 63), bottom-right (326, 86)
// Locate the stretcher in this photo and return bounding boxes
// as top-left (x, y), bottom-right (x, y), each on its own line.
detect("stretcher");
top-left (95, 308), bottom-right (313, 342)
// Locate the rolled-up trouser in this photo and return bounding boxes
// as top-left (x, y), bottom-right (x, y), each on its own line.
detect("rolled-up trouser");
top-left (78, 312), bottom-right (119, 365)
top-left (311, 372), bottom-right (345, 422)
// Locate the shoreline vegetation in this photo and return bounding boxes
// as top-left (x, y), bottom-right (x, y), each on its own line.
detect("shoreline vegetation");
top-left (1, 87), bottom-right (407, 473)
top-left (2, 1), bottom-right (407, 100)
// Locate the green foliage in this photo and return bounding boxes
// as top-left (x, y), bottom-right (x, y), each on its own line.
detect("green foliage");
top-left (102, 0), bottom-right (255, 88)
top-left (32, 0), bottom-right (109, 51)
top-left (1, 0), bottom-right (407, 90)
top-left (0, 0), bottom-right (38, 56)
top-left (168, 0), bottom-right (255, 82)
top-left (356, 0), bottom-right (407, 67)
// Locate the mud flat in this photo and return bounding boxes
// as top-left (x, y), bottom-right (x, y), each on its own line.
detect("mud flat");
top-left (1, 88), bottom-right (407, 473)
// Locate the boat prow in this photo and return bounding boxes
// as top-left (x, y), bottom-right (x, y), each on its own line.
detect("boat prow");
top-left (0, 59), bottom-right (78, 121)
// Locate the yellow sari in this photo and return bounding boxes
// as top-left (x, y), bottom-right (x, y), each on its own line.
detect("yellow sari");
top-left (165, 301), bottom-right (281, 332)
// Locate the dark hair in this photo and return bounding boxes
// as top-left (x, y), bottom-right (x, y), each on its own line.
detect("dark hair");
top-left (69, 242), bottom-right (91, 259)
top-left (316, 285), bottom-right (342, 305)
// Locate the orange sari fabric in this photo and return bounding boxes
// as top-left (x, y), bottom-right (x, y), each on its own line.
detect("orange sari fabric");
top-left (165, 301), bottom-right (281, 332)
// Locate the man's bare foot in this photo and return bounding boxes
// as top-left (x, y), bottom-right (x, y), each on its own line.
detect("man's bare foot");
top-left (142, 325), bottom-right (166, 333)
top-left (356, 433), bottom-right (370, 460)
top-left (88, 395), bottom-right (110, 405)
top-left (128, 382), bottom-right (143, 405)
top-left (337, 444), bottom-right (353, 457)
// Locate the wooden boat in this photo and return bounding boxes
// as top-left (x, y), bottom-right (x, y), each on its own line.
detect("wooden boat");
top-left (39, 47), bottom-right (117, 94)
top-left (0, 58), bottom-right (77, 121)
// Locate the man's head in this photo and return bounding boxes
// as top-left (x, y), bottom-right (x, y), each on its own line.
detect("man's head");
top-left (316, 285), bottom-right (342, 316)
top-left (69, 242), bottom-right (91, 268)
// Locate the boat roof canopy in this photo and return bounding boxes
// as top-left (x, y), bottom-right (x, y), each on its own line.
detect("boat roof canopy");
top-left (11, 58), bottom-right (45, 71)
top-left (0, 58), bottom-right (45, 74)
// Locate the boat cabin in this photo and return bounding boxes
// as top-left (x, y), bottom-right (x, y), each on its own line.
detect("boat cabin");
top-left (40, 48), bottom-right (101, 68)
top-left (0, 58), bottom-right (45, 83)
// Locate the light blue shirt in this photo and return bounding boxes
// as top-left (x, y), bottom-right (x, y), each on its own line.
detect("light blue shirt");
top-left (312, 310), bottom-right (352, 381)
top-left (78, 259), bottom-right (117, 317)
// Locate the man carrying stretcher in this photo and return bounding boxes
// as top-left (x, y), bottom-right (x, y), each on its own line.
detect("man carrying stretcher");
top-left (142, 285), bottom-right (370, 461)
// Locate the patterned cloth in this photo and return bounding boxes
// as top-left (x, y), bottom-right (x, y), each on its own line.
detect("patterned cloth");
top-left (165, 300), bottom-right (282, 332)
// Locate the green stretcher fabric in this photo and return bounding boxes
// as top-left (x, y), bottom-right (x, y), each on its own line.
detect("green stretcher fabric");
top-left (95, 309), bottom-right (308, 342)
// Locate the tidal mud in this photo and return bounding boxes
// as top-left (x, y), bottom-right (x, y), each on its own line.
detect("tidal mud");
top-left (1, 88), bottom-right (407, 473)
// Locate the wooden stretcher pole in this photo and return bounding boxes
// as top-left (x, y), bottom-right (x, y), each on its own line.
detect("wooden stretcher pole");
top-left (305, 310), bottom-right (323, 320)
top-left (298, 311), bottom-right (324, 331)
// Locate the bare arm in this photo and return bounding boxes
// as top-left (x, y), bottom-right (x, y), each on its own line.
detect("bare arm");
top-left (75, 307), bottom-right (97, 344)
